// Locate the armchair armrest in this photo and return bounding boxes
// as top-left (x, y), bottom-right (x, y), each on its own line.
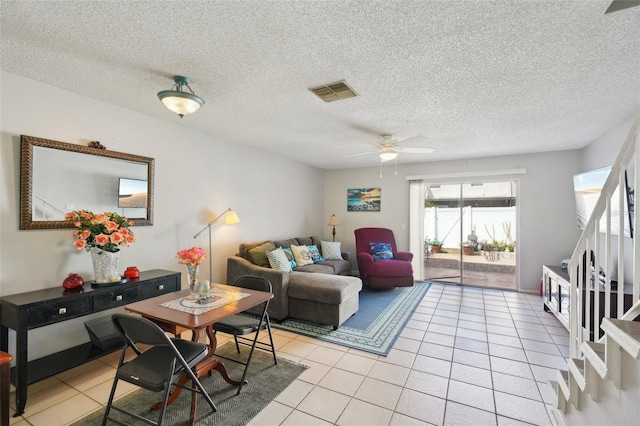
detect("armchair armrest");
top-left (356, 252), bottom-right (375, 276)
top-left (395, 251), bottom-right (414, 262)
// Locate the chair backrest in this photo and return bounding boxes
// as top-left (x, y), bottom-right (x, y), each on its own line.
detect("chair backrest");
top-left (233, 275), bottom-right (272, 294)
top-left (354, 227), bottom-right (398, 255)
top-left (112, 313), bottom-right (173, 346)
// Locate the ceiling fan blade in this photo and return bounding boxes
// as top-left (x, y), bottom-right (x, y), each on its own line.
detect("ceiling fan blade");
top-left (397, 135), bottom-right (429, 145)
top-left (344, 151), bottom-right (375, 158)
top-left (397, 147), bottom-right (434, 154)
top-left (605, 0), bottom-right (640, 13)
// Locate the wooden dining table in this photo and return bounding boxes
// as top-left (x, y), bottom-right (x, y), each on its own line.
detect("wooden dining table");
top-left (124, 283), bottom-right (273, 414)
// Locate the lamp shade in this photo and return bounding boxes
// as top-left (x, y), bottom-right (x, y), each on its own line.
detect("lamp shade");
top-left (328, 214), bottom-right (340, 226)
top-left (225, 210), bottom-right (240, 225)
top-left (157, 75), bottom-right (204, 118)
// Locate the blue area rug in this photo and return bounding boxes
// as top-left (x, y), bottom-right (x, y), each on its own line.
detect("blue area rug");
top-left (273, 281), bottom-right (431, 356)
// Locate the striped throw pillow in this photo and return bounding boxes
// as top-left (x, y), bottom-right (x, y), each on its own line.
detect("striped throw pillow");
top-left (266, 247), bottom-right (292, 272)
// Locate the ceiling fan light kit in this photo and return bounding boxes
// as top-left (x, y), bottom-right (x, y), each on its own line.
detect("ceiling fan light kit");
top-left (379, 149), bottom-right (398, 162)
top-left (157, 75), bottom-right (205, 118)
top-left (345, 133), bottom-right (434, 162)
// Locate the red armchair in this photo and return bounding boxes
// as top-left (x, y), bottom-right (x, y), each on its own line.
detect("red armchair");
top-left (354, 227), bottom-right (414, 289)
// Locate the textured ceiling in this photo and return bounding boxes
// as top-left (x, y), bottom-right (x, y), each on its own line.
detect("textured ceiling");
top-left (1, 0), bottom-right (639, 169)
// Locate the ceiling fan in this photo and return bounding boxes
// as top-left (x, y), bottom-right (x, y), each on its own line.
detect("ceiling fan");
top-left (605, 0), bottom-right (640, 13)
top-left (346, 134), bottom-right (434, 162)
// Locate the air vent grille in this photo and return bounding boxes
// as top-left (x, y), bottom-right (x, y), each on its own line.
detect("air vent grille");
top-left (309, 80), bottom-right (357, 102)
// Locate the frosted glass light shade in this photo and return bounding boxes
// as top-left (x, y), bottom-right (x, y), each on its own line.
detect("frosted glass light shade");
top-left (158, 92), bottom-right (204, 117)
top-left (379, 151), bottom-right (398, 162)
top-left (157, 75), bottom-right (204, 118)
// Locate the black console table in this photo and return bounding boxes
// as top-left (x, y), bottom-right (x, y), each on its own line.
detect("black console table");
top-left (0, 269), bottom-right (180, 416)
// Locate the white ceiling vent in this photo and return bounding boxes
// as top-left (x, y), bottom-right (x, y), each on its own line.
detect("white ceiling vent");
top-left (309, 80), bottom-right (358, 102)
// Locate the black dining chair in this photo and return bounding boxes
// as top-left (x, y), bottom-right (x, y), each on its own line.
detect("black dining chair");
top-left (102, 313), bottom-right (217, 426)
top-left (213, 275), bottom-right (277, 395)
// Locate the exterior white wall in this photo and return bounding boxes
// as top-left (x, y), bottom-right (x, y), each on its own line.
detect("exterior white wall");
top-left (425, 206), bottom-right (516, 249)
top-left (0, 71), bottom-right (324, 359)
top-left (324, 151), bottom-right (583, 294)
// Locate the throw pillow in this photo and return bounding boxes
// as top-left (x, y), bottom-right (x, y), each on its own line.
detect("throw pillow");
top-left (282, 247), bottom-right (298, 269)
top-left (247, 241), bottom-right (275, 267)
top-left (266, 247), bottom-right (292, 272)
top-left (291, 244), bottom-right (314, 266)
top-left (369, 242), bottom-right (393, 260)
top-left (321, 240), bottom-right (342, 260)
top-left (307, 245), bottom-right (324, 263)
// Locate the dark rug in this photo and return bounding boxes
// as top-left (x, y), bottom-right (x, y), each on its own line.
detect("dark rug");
top-left (272, 281), bottom-right (431, 356)
top-left (71, 342), bottom-right (308, 426)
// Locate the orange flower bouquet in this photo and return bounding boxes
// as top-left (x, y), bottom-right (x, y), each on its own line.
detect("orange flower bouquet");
top-left (177, 247), bottom-right (206, 297)
top-left (176, 247), bottom-right (206, 266)
top-left (66, 210), bottom-right (135, 253)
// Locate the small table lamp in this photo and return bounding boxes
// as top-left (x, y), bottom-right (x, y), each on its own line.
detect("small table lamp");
top-left (328, 214), bottom-right (340, 242)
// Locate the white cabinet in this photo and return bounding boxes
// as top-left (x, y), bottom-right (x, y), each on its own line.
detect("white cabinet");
top-left (543, 265), bottom-right (570, 330)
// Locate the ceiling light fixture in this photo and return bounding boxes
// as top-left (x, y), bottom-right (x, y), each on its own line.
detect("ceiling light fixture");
top-left (157, 75), bottom-right (204, 118)
top-left (379, 149), bottom-right (398, 162)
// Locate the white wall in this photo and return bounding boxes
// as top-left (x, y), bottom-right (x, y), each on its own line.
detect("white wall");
top-left (581, 117), bottom-right (634, 170)
top-left (324, 150), bottom-right (583, 293)
top-left (0, 72), bottom-right (324, 359)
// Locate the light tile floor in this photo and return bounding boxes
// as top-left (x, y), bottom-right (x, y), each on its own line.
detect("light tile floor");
top-left (8, 283), bottom-right (567, 425)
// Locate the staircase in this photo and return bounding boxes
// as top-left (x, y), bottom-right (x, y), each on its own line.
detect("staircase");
top-left (551, 113), bottom-right (640, 425)
top-left (32, 195), bottom-right (66, 220)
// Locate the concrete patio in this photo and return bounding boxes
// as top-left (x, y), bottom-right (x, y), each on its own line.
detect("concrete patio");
top-left (424, 250), bottom-right (517, 291)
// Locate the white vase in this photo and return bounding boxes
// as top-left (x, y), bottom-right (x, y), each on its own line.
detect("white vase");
top-left (91, 247), bottom-right (121, 283)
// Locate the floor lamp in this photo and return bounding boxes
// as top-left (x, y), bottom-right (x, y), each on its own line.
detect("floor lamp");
top-left (328, 214), bottom-right (340, 242)
top-left (193, 208), bottom-right (240, 283)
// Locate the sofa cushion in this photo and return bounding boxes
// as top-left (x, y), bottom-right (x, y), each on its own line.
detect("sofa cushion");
top-left (282, 247), bottom-right (297, 268)
top-left (369, 242), bottom-right (393, 260)
top-left (266, 247), bottom-right (292, 272)
top-left (247, 241), bottom-right (275, 267)
top-left (239, 241), bottom-right (268, 260)
top-left (294, 263), bottom-right (335, 274)
top-left (318, 259), bottom-right (350, 275)
top-left (321, 240), bottom-right (342, 260)
top-left (291, 244), bottom-right (314, 266)
top-left (307, 245), bottom-right (324, 263)
top-left (296, 237), bottom-right (314, 246)
top-left (272, 238), bottom-right (299, 250)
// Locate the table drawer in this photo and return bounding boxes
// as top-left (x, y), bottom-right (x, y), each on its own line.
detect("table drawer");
top-left (138, 280), bottom-right (177, 299)
top-left (26, 297), bottom-right (92, 328)
top-left (92, 287), bottom-right (140, 310)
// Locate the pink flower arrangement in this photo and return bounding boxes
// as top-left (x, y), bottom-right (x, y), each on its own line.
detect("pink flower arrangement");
top-left (65, 210), bottom-right (135, 253)
top-left (176, 247), bottom-right (206, 266)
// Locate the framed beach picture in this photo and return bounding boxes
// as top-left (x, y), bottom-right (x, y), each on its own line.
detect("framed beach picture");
top-left (347, 188), bottom-right (381, 211)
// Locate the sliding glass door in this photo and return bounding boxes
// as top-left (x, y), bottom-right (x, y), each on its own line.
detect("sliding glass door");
top-left (423, 180), bottom-right (517, 290)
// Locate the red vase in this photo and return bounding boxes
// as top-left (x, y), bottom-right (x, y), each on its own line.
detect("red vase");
top-left (124, 266), bottom-right (140, 278)
top-left (62, 273), bottom-right (84, 289)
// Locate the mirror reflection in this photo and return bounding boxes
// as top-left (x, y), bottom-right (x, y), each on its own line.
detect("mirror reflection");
top-left (20, 135), bottom-right (154, 230)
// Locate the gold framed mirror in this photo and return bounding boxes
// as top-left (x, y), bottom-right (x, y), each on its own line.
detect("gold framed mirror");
top-left (20, 135), bottom-right (154, 230)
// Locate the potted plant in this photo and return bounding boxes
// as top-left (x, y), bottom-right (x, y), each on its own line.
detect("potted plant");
top-left (462, 241), bottom-right (474, 255)
top-left (430, 239), bottom-right (442, 253)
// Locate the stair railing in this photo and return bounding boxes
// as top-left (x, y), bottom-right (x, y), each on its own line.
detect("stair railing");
top-left (32, 195), bottom-right (66, 220)
top-left (567, 112), bottom-right (640, 358)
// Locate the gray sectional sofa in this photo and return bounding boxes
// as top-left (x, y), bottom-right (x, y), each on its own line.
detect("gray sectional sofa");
top-left (226, 236), bottom-right (362, 328)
